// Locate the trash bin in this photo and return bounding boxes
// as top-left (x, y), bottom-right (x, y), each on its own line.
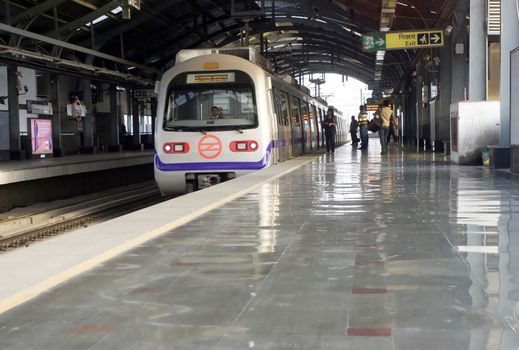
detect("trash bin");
top-left (481, 146), bottom-right (490, 166)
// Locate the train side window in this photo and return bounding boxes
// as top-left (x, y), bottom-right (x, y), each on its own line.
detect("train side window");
top-left (279, 91), bottom-right (290, 126)
top-left (273, 89), bottom-right (282, 125)
top-left (301, 102), bottom-right (309, 124)
top-left (289, 96), bottom-right (301, 126)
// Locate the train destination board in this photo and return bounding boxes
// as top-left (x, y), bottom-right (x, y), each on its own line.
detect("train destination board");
top-left (363, 29), bottom-right (444, 51)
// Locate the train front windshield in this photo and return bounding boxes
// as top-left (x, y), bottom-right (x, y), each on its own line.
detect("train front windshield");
top-left (163, 71), bottom-right (258, 131)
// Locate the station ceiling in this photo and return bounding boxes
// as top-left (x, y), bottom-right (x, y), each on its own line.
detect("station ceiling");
top-left (0, 0), bottom-right (457, 87)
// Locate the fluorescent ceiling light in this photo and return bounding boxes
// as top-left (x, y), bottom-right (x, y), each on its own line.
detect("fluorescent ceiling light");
top-left (86, 15), bottom-right (108, 26)
top-left (111, 6), bottom-right (122, 14)
top-left (456, 246), bottom-right (499, 254)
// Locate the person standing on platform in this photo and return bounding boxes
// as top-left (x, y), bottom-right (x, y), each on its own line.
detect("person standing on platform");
top-left (324, 108), bottom-right (337, 153)
top-left (349, 115), bottom-right (359, 147)
top-left (379, 99), bottom-right (392, 154)
top-left (387, 114), bottom-right (398, 144)
top-left (358, 105), bottom-right (369, 150)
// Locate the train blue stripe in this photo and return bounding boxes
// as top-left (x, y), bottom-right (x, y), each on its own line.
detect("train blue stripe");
top-left (156, 141), bottom-right (274, 172)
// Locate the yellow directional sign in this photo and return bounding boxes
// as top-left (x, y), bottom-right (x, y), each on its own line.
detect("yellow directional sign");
top-left (363, 29), bottom-right (444, 51)
top-left (386, 30), bottom-right (444, 50)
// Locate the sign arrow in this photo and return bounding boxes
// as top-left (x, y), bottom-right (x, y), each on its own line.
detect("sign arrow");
top-left (431, 33), bottom-right (441, 43)
top-left (376, 38), bottom-right (385, 46)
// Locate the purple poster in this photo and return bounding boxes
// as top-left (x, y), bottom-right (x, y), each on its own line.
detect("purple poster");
top-left (31, 119), bottom-right (53, 155)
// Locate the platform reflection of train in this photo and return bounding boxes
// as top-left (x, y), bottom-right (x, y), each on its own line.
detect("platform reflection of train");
top-left (154, 47), bottom-right (348, 195)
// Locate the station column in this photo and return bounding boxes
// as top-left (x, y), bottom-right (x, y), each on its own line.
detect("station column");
top-left (50, 74), bottom-right (63, 156)
top-left (499, 0), bottom-right (519, 144)
top-left (468, 0), bottom-right (486, 100)
top-left (81, 80), bottom-right (95, 153)
top-left (108, 84), bottom-right (121, 151)
top-left (7, 65), bottom-right (22, 160)
top-left (451, 0), bottom-right (469, 104)
top-left (131, 90), bottom-right (141, 149)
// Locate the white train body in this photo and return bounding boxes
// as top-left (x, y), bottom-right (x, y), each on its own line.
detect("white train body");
top-left (154, 48), bottom-right (348, 195)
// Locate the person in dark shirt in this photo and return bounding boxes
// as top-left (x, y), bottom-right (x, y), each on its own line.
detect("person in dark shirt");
top-left (349, 115), bottom-right (359, 147)
top-left (324, 108), bottom-right (337, 153)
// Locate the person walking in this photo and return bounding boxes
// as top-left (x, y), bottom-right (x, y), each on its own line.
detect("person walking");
top-left (358, 105), bottom-right (369, 150)
top-left (324, 108), bottom-right (337, 153)
top-left (349, 115), bottom-right (359, 147)
top-left (379, 99), bottom-right (392, 154)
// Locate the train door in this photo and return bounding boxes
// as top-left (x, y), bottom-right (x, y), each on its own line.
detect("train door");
top-left (318, 108), bottom-right (325, 148)
top-left (301, 101), bottom-right (311, 153)
top-left (274, 89), bottom-right (291, 161)
top-left (289, 96), bottom-right (303, 156)
top-left (310, 104), bottom-right (318, 150)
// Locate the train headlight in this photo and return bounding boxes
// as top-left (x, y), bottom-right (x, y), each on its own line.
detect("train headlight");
top-left (230, 141), bottom-right (259, 152)
top-left (163, 142), bottom-right (190, 154)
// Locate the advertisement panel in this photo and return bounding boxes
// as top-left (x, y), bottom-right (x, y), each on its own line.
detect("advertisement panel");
top-left (29, 118), bottom-right (53, 158)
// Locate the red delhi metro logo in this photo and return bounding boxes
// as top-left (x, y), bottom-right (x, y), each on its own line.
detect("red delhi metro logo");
top-left (198, 134), bottom-right (222, 159)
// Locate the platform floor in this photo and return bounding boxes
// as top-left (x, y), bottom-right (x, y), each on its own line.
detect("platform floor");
top-left (1, 143), bottom-right (519, 349)
top-left (0, 151), bottom-right (154, 185)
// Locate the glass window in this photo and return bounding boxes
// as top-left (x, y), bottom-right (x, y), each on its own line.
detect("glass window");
top-left (301, 102), bottom-right (309, 124)
top-left (289, 96), bottom-right (301, 125)
top-left (279, 91), bottom-right (290, 126)
top-left (163, 71), bottom-right (258, 131)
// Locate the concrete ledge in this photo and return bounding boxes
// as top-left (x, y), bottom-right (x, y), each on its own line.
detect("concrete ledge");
top-left (0, 152), bottom-right (154, 185)
top-left (488, 145), bottom-right (510, 169)
top-left (512, 145), bottom-right (519, 174)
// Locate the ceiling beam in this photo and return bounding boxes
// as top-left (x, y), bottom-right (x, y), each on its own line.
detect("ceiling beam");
top-left (0, 22), bottom-right (158, 73)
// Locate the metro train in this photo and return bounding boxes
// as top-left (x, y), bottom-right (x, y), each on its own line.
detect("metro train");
top-left (154, 47), bottom-right (349, 195)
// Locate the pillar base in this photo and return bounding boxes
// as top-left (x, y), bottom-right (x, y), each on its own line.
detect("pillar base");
top-left (0, 150), bottom-right (10, 161)
top-left (10, 150), bottom-right (27, 160)
top-left (79, 146), bottom-right (97, 154)
top-left (488, 145), bottom-right (510, 169)
top-left (511, 145), bottom-right (519, 174)
top-left (108, 144), bottom-right (123, 152)
top-left (129, 143), bottom-right (144, 151)
top-left (53, 148), bottom-right (65, 157)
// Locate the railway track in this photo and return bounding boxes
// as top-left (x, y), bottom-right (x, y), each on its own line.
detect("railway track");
top-left (0, 182), bottom-right (168, 251)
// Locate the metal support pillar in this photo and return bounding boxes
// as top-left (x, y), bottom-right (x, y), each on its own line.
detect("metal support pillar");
top-left (131, 90), bottom-right (141, 148)
top-left (7, 65), bottom-right (22, 160)
top-left (416, 76), bottom-right (422, 151)
top-left (151, 98), bottom-right (157, 141)
top-left (50, 73), bottom-right (63, 156)
top-left (438, 37), bottom-right (453, 142)
top-left (81, 79), bottom-right (95, 152)
top-left (108, 84), bottom-right (121, 151)
top-left (468, 0), bottom-right (486, 100)
top-left (451, 0), bottom-right (469, 103)
top-left (500, 0), bottom-right (519, 145)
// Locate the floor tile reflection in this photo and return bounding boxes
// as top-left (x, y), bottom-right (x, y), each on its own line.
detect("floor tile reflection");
top-left (1, 143), bottom-right (519, 349)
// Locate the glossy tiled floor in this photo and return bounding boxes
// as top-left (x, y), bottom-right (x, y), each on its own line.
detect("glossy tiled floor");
top-left (1, 142), bottom-right (519, 349)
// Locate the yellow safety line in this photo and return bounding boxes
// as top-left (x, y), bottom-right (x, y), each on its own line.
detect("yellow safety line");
top-left (0, 156), bottom-right (318, 315)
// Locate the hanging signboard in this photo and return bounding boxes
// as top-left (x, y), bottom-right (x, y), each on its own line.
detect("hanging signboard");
top-left (363, 29), bottom-right (444, 51)
top-left (27, 100), bottom-right (53, 115)
top-left (134, 89), bottom-right (158, 99)
top-left (367, 80), bottom-right (393, 90)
